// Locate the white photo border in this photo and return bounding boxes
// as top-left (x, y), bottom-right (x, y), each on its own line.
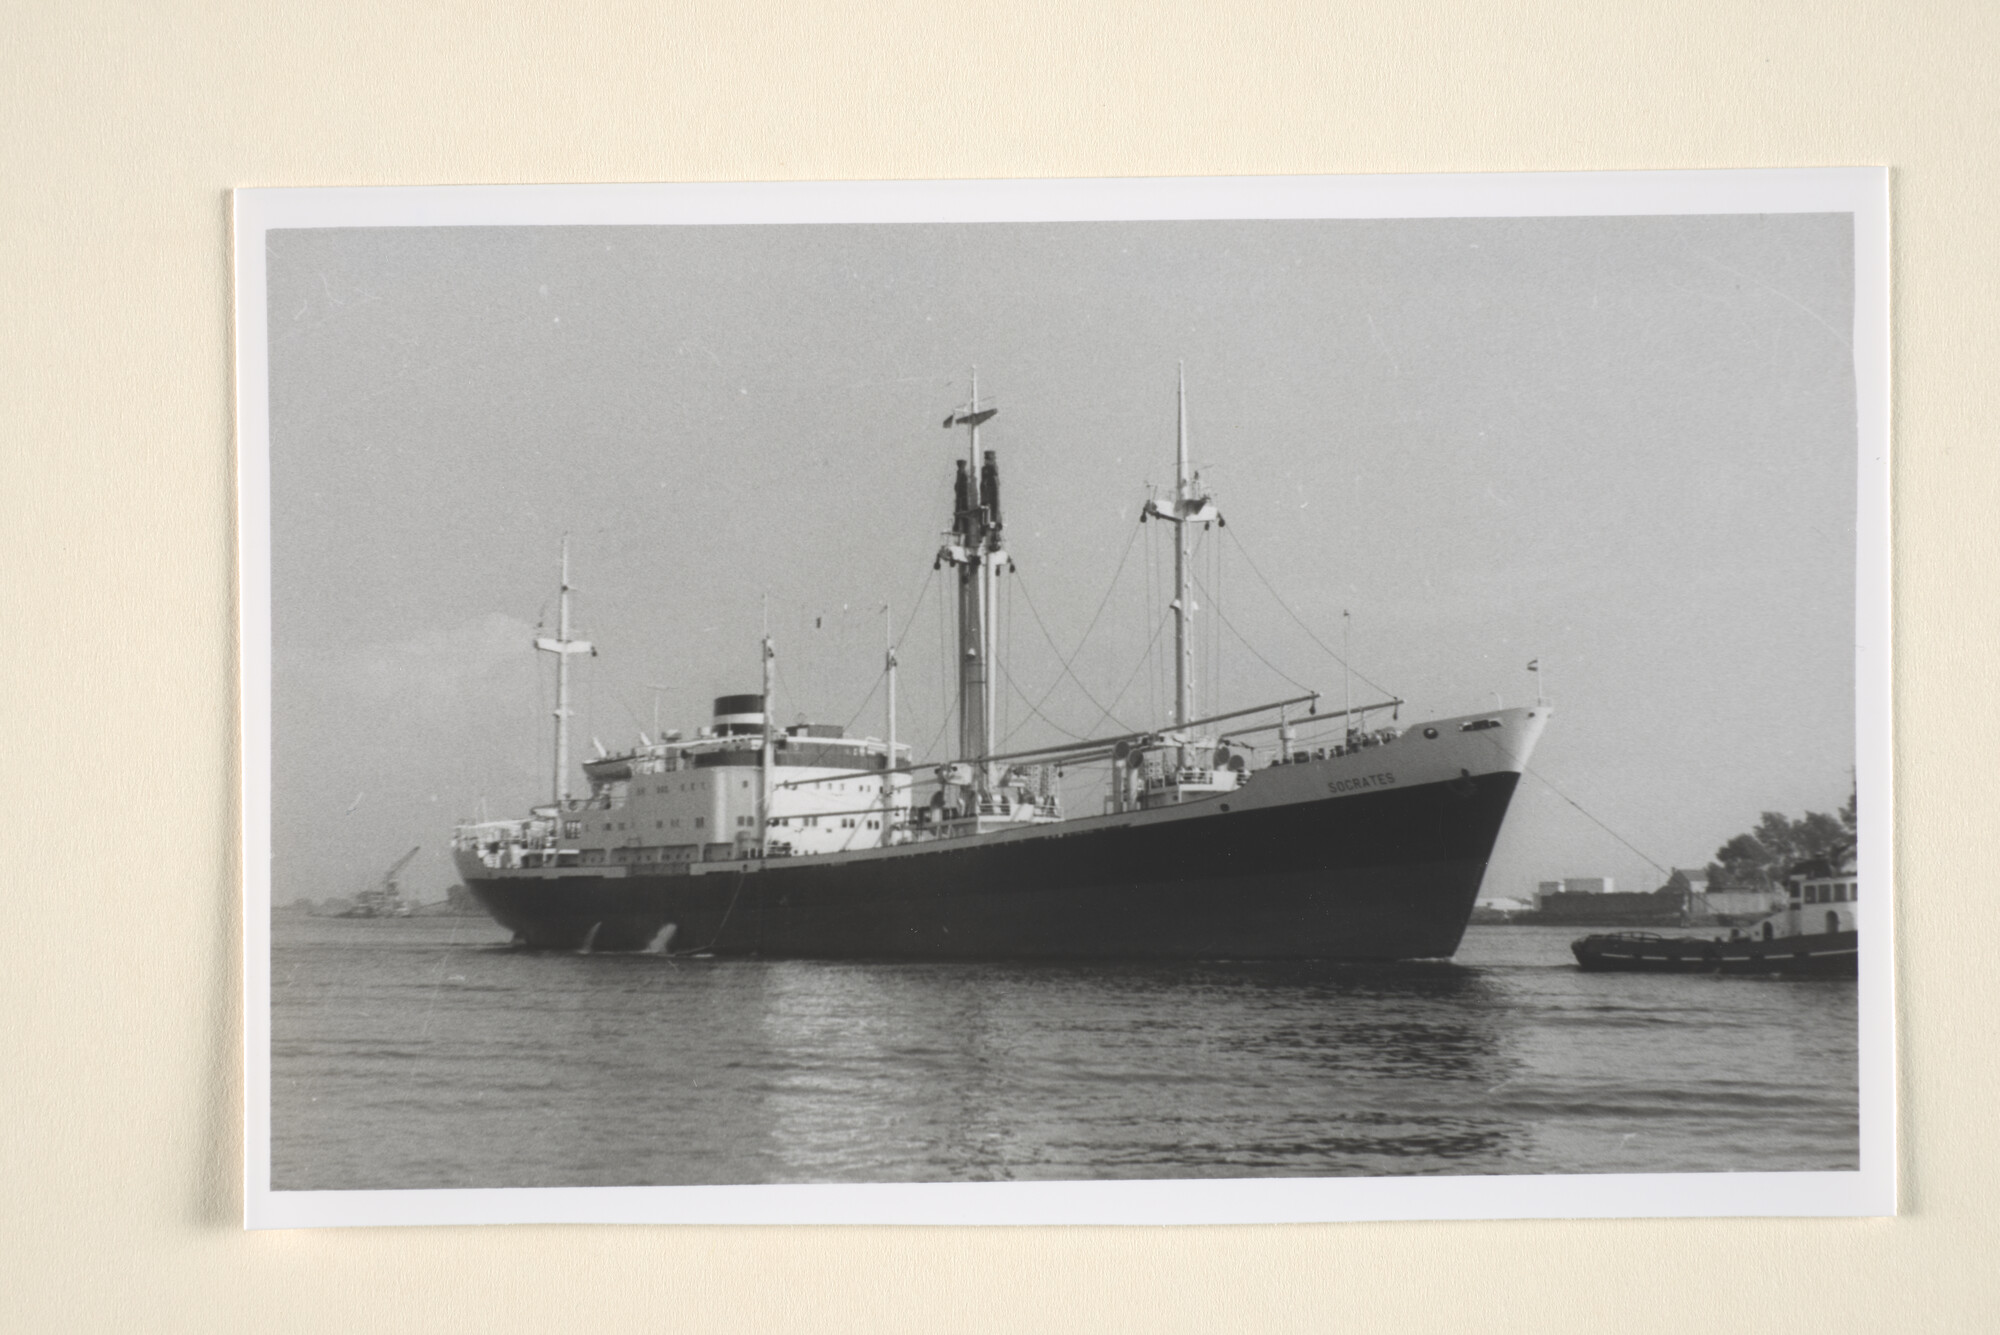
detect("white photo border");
top-left (237, 168), bottom-right (1892, 1229)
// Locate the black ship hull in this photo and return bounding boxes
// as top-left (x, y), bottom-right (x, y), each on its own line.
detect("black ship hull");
top-left (1571, 929), bottom-right (1858, 978)
top-left (465, 769), bottom-right (1522, 960)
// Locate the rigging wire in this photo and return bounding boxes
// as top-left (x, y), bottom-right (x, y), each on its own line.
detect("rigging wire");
top-left (1145, 520), bottom-right (1157, 721)
top-left (1188, 528), bottom-right (1197, 696)
top-left (840, 668), bottom-right (885, 735)
top-left (576, 591), bottom-right (598, 759)
top-left (1523, 766), bottom-right (1672, 877)
top-left (918, 693), bottom-right (954, 765)
top-left (1001, 568), bottom-right (1014, 744)
top-left (1193, 526), bottom-right (1220, 715)
top-left (534, 632), bottom-right (554, 791)
top-left (995, 660), bottom-right (1093, 742)
top-left (1454, 724), bottom-right (1672, 879)
top-left (1157, 523), bottom-right (1171, 721)
top-left (1083, 608), bottom-right (1176, 737)
top-left (1194, 527), bottom-right (1207, 712)
top-left (1223, 525), bottom-right (1395, 698)
top-left (1190, 570), bottom-right (1317, 695)
top-left (892, 566), bottom-right (937, 651)
top-left (1146, 518), bottom-right (1165, 723)
top-left (1002, 555), bottom-right (1141, 745)
top-left (1205, 526), bottom-right (1216, 710)
top-left (935, 562), bottom-right (951, 759)
top-left (1144, 515), bottom-right (1160, 719)
top-left (840, 567), bottom-right (941, 736)
top-left (1212, 526), bottom-right (1225, 712)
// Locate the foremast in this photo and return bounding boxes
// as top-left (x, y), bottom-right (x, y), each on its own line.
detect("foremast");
top-left (1144, 363), bottom-right (1223, 765)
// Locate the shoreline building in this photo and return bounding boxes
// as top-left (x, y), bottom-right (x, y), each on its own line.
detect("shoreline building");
top-left (1524, 875), bottom-right (1682, 927)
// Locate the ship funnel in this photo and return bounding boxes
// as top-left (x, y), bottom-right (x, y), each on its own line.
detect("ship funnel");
top-left (712, 693), bottom-right (767, 737)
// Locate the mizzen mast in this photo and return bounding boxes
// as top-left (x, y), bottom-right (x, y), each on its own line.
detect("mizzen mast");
top-left (534, 536), bottom-right (594, 808)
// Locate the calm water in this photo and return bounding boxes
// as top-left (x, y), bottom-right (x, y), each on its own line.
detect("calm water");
top-left (270, 916), bottom-right (1858, 1189)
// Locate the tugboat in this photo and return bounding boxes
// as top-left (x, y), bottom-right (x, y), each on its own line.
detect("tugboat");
top-left (1571, 857), bottom-right (1857, 977)
top-left (452, 371), bottom-right (1551, 960)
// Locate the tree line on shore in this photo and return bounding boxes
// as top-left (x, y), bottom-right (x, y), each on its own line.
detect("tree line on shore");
top-left (1705, 784), bottom-right (1857, 892)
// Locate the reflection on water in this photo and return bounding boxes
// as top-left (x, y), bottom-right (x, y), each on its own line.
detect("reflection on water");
top-left (270, 919), bottom-right (1857, 1190)
top-left (752, 959), bottom-right (1513, 1181)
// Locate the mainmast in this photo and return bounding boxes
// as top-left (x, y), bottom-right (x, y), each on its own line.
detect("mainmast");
top-left (534, 536), bottom-right (594, 808)
top-left (939, 369), bottom-right (1005, 786)
top-left (1144, 363), bottom-right (1221, 735)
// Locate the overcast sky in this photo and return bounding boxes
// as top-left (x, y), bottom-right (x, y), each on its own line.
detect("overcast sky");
top-left (266, 213), bottom-right (1857, 904)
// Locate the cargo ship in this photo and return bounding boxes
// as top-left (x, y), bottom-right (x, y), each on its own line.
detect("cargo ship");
top-left (452, 373), bottom-right (1549, 959)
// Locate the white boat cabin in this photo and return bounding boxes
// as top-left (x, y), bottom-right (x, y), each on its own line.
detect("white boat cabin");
top-left (456, 693), bottom-right (915, 869)
top-left (1782, 859), bottom-right (1860, 936)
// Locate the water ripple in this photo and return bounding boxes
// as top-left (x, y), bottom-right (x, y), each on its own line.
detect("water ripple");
top-left (270, 919), bottom-right (1858, 1189)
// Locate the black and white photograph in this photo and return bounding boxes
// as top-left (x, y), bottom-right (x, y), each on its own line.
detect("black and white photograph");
top-left (238, 172), bottom-right (1890, 1226)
